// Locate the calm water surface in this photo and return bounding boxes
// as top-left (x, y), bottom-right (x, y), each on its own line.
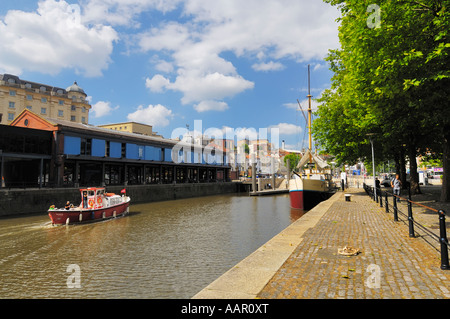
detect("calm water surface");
top-left (0, 193), bottom-right (305, 298)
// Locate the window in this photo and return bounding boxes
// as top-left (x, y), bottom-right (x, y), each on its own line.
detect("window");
top-left (71, 105), bottom-right (76, 111)
top-left (8, 113), bottom-right (15, 121)
top-left (58, 110), bottom-right (64, 117)
top-left (105, 141), bottom-right (110, 157)
top-left (26, 106), bottom-right (32, 110)
top-left (81, 116), bottom-right (86, 123)
top-left (82, 107), bottom-right (86, 113)
top-left (59, 100), bottom-right (64, 105)
top-left (80, 138), bottom-right (92, 156)
top-left (26, 94), bottom-right (33, 100)
top-left (9, 102), bottom-right (15, 109)
top-left (41, 97), bottom-right (47, 103)
top-left (70, 116), bottom-right (76, 122)
top-left (121, 143), bottom-right (126, 158)
top-left (41, 108), bottom-right (47, 114)
top-left (9, 90), bottom-right (16, 96)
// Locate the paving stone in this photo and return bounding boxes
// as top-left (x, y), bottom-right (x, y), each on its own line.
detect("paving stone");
top-left (257, 190), bottom-right (450, 299)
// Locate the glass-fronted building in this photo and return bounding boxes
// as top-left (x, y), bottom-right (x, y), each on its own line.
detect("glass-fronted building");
top-left (1, 110), bottom-right (230, 188)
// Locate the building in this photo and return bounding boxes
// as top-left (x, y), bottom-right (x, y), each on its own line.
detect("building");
top-left (0, 74), bottom-right (91, 125)
top-left (98, 122), bottom-right (162, 138)
top-left (2, 110), bottom-right (230, 188)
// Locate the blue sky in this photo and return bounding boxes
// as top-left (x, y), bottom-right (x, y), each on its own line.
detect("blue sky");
top-left (0, 0), bottom-right (340, 150)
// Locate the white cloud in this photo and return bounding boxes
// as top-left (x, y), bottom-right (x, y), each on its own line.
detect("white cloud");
top-left (145, 74), bottom-right (171, 93)
top-left (252, 61), bottom-right (285, 72)
top-left (194, 100), bottom-right (228, 112)
top-left (91, 101), bottom-right (120, 118)
top-left (81, 0), bottom-right (182, 27)
top-left (0, 0), bottom-right (118, 77)
top-left (136, 0), bottom-right (339, 112)
top-left (283, 103), bottom-right (299, 110)
top-left (269, 123), bottom-right (302, 135)
top-left (127, 104), bottom-right (174, 127)
top-left (145, 71), bottom-right (254, 106)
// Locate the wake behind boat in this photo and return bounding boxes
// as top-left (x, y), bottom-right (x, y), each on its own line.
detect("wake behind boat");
top-left (48, 187), bottom-right (130, 225)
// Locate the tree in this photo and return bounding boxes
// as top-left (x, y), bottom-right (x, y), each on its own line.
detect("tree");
top-left (316, 0), bottom-right (450, 199)
top-left (284, 153), bottom-right (301, 172)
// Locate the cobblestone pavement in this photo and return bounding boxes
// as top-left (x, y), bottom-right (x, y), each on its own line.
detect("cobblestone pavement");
top-left (257, 189), bottom-right (450, 299)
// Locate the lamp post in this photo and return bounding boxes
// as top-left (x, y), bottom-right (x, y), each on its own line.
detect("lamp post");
top-left (367, 133), bottom-right (377, 202)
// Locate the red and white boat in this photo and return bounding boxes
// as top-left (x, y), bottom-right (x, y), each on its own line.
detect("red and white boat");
top-left (289, 149), bottom-right (335, 210)
top-left (48, 187), bottom-right (130, 225)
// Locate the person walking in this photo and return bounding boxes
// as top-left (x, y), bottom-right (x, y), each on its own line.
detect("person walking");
top-left (391, 174), bottom-right (402, 201)
top-left (341, 170), bottom-right (347, 191)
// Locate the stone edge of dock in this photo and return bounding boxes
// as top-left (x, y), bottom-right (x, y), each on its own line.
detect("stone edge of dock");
top-left (192, 191), bottom-right (342, 299)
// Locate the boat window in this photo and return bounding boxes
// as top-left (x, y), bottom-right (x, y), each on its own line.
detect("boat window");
top-left (88, 191), bottom-right (95, 196)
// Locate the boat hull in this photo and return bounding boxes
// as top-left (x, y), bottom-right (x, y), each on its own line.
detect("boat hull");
top-left (289, 178), bottom-right (334, 210)
top-left (48, 201), bottom-right (130, 225)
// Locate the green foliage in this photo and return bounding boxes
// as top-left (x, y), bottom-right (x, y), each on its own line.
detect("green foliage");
top-left (316, 0), bottom-right (450, 197)
top-left (284, 153), bottom-right (301, 172)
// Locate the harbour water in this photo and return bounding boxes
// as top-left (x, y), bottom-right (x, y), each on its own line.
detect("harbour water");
top-left (0, 193), bottom-right (305, 299)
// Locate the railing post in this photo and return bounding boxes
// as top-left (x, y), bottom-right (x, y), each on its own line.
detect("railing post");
top-left (379, 190), bottom-right (383, 208)
top-left (407, 200), bottom-right (415, 237)
top-left (385, 192), bottom-right (389, 213)
top-left (393, 195), bottom-right (398, 221)
top-left (438, 210), bottom-right (450, 270)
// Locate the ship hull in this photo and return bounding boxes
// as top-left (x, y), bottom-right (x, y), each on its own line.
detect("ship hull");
top-left (48, 201), bottom-right (130, 225)
top-left (289, 178), bottom-right (334, 210)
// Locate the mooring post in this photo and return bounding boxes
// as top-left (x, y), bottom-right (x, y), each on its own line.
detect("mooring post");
top-left (407, 200), bottom-right (415, 237)
top-left (385, 192), bottom-right (389, 213)
top-left (393, 195), bottom-right (398, 221)
top-left (379, 190), bottom-right (383, 208)
top-left (438, 210), bottom-right (450, 270)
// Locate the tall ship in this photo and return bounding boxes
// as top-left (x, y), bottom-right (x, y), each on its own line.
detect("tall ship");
top-left (289, 65), bottom-right (335, 210)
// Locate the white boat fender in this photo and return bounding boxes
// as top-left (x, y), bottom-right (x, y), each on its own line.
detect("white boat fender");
top-left (66, 218), bottom-right (70, 225)
top-left (79, 213), bottom-right (82, 222)
top-left (102, 212), bottom-right (105, 219)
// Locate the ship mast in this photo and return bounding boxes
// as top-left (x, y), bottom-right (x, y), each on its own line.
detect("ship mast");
top-left (307, 64), bottom-right (312, 164)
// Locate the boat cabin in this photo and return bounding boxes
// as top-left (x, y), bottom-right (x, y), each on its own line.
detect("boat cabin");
top-left (80, 187), bottom-right (106, 209)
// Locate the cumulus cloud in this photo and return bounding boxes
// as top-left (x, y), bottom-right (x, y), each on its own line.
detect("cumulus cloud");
top-left (269, 123), bottom-right (302, 135)
top-left (81, 0), bottom-right (182, 27)
top-left (0, 0), bottom-right (118, 77)
top-left (127, 104), bottom-right (174, 127)
top-left (137, 0), bottom-right (339, 112)
top-left (252, 61), bottom-right (285, 72)
top-left (91, 101), bottom-right (120, 118)
top-left (194, 100), bottom-right (228, 112)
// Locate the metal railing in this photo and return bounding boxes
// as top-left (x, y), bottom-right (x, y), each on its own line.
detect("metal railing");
top-left (363, 183), bottom-right (449, 270)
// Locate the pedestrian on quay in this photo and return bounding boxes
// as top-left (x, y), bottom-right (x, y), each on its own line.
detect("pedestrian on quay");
top-left (340, 170), bottom-right (347, 191)
top-left (391, 174), bottom-right (402, 201)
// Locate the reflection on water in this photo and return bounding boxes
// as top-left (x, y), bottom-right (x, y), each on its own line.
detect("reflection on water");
top-left (0, 193), bottom-right (306, 299)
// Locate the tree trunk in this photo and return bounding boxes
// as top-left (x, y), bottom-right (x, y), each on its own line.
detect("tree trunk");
top-left (399, 149), bottom-right (407, 189)
top-left (441, 132), bottom-right (450, 202)
top-left (408, 146), bottom-right (421, 195)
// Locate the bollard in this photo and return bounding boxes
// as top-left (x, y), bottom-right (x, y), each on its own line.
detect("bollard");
top-left (393, 196), bottom-right (398, 221)
top-left (438, 210), bottom-right (450, 270)
top-left (407, 200), bottom-right (415, 237)
top-left (385, 192), bottom-right (389, 213)
top-left (379, 190), bottom-right (383, 208)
